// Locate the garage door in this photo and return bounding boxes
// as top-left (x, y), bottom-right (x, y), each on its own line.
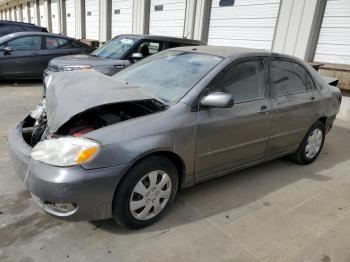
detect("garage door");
top-left (208, 0), bottom-right (281, 49)
top-left (65, 0), bottom-right (76, 38)
top-left (111, 0), bottom-right (133, 37)
top-left (39, 0), bottom-right (47, 27)
top-left (51, 0), bottom-right (59, 33)
top-left (22, 3), bottom-right (29, 22)
top-left (149, 0), bottom-right (186, 37)
top-left (12, 6), bottom-right (17, 21)
top-left (10, 7), bottom-right (14, 20)
top-left (314, 0), bottom-right (350, 65)
top-left (29, 1), bottom-right (38, 25)
top-left (85, 0), bottom-right (100, 40)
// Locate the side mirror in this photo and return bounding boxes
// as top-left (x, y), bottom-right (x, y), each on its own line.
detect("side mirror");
top-left (200, 92), bottom-right (234, 108)
top-left (130, 52), bottom-right (144, 60)
top-left (1, 47), bottom-right (13, 54)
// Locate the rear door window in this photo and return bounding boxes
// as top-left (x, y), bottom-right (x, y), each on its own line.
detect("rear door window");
top-left (271, 59), bottom-right (311, 96)
top-left (45, 37), bottom-right (77, 50)
top-left (6, 36), bottom-right (41, 51)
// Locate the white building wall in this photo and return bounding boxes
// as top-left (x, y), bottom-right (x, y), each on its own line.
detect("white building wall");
top-left (65, 0), bottom-right (76, 37)
top-left (51, 0), bottom-right (60, 33)
top-left (208, 0), bottom-right (280, 50)
top-left (111, 0), bottom-right (133, 36)
top-left (314, 0), bottom-right (350, 65)
top-left (85, 0), bottom-right (100, 40)
top-left (39, 0), bottom-right (48, 27)
top-left (149, 0), bottom-right (187, 37)
top-left (29, 1), bottom-right (38, 25)
top-left (272, 0), bottom-right (325, 61)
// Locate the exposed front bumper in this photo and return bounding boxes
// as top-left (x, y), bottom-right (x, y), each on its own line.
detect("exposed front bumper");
top-left (7, 123), bottom-right (128, 221)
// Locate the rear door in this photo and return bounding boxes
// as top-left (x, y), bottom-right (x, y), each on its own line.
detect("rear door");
top-left (0, 35), bottom-right (44, 78)
top-left (266, 58), bottom-right (317, 157)
top-left (43, 36), bottom-right (87, 61)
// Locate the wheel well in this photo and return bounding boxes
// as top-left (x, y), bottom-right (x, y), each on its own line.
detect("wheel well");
top-left (318, 117), bottom-right (327, 126)
top-left (146, 151), bottom-right (186, 189)
top-left (117, 151), bottom-right (186, 192)
top-left (111, 151), bottom-right (186, 217)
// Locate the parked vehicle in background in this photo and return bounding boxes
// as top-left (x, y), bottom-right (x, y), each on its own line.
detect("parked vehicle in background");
top-left (45, 34), bottom-right (204, 76)
top-left (8, 46), bottom-right (341, 229)
top-left (0, 20), bottom-right (48, 37)
top-left (0, 32), bottom-right (95, 79)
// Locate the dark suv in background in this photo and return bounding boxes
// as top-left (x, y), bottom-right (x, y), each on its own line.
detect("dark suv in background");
top-left (0, 20), bottom-right (47, 37)
top-left (46, 34), bottom-right (205, 76)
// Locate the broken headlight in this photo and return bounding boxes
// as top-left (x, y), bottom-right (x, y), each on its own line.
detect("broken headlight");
top-left (31, 137), bottom-right (100, 167)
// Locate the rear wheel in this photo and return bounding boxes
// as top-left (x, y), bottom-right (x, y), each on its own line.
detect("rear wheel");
top-left (292, 121), bottom-right (325, 165)
top-left (113, 156), bottom-right (178, 229)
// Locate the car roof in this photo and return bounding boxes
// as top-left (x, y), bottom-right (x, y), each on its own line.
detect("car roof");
top-left (116, 34), bottom-right (205, 45)
top-left (170, 45), bottom-right (272, 58)
top-left (170, 45), bottom-right (312, 70)
top-left (0, 20), bottom-right (45, 28)
top-left (0, 31), bottom-right (76, 40)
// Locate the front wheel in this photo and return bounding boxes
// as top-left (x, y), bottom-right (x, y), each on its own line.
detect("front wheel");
top-left (113, 156), bottom-right (178, 229)
top-left (292, 121), bottom-right (325, 165)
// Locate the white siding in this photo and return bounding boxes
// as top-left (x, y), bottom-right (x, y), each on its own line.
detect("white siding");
top-left (29, 1), bottom-right (38, 25)
top-left (85, 0), bottom-right (100, 40)
top-left (51, 0), bottom-right (59, 33)
top-left (314, 0), bottom-right (350, 65)
top-left (149, 0), bottom-right (186, 37)
top-left (111, 0), bottom-right (133, 36)
top-left (208, 0), bottom-right (281, 49)
top-left (39, 0), bottom-right (47, 27)
top-left (65, 0), bottom-right (76, 38)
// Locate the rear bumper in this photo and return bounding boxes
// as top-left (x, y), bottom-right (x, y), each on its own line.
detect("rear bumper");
top-left (7, 123), bottom-right (128, 221)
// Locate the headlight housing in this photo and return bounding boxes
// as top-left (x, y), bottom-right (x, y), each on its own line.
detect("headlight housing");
top-left (31, 137), bottom-right (100, 167)
top-left (60, 65), bottom-right (92, 72)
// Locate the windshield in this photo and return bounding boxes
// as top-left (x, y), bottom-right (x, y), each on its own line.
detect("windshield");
top-left (92, 36), bottom-right (136, 59)
top-left (113, 50), bottom-right (222, 102)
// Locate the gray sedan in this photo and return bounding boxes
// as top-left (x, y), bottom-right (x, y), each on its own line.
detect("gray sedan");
top-left (7, 46), bottom-right (341, 229)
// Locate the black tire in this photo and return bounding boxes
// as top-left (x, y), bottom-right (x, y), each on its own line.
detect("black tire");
top-left (113, 155), bottom-right (178, 229)
top-left (291, 121), bottom-right (325, 165)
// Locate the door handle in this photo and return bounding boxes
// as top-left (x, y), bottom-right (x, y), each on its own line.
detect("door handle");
top-left (258, 105), bottom-right (269, 114)
top-left (310, 96), bottom-right (315, 101)
top-left (114, 65), bottom-right (125, 69)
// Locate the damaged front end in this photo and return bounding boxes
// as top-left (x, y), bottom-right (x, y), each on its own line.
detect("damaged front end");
top-left (24, 70), bottom-right (166, 147)
top-left (24, 98), bottom-right (165, 147)
top-left (8, 70), bottom-right (167, 221)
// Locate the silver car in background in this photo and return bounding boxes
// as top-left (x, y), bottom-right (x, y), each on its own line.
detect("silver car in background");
top-left (8, 46), bottom-right (341, 229)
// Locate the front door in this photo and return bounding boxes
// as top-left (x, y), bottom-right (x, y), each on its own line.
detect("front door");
top-left (195, 58), bottom-right (271, 180)
top-left (0, 35), bottom-right (43, 78)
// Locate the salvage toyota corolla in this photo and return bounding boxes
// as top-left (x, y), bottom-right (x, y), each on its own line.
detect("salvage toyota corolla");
top-left (8, 46), bottom-right (341, 229)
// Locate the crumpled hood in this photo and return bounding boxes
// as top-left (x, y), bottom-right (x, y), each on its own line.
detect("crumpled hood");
top-left (45, 70), bottom-right (157, 133)
top-left (49, 54), bottom-right (124, 68)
